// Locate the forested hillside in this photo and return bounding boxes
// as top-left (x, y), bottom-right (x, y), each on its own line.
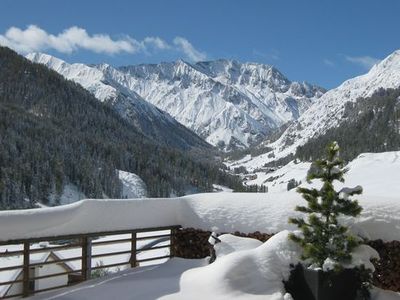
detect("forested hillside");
top-left (0, 47), bottom-right (243, 209)
top-left (296, 88), bottom-right (400, 161)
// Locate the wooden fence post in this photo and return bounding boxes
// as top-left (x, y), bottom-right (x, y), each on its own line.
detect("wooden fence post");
top-left (170, 228), bottom-right (177, 258)
top-left (81, 236), bottom-right (92, 281)
top-left (22, 241), bottom-right (30, 297)
top-left (130, 232), bottom-right (137, 268)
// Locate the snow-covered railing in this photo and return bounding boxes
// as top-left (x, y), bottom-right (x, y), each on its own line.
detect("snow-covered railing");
top-left (0, 225), bottom-right (181, 299)
top-left (0, 192), bottom-right (399, 298)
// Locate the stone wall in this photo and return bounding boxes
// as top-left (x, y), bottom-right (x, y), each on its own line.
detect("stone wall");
top-left (171, 228), bottom-right (400, 292)
top-left (368, 239), bottom-right (400, 292)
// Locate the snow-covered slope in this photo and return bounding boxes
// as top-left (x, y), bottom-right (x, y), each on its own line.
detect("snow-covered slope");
top-left (243, 151), bottom-right (400, 197)
top-left (118, 170), bottom-right (147, 198)
top-left (26, 53), bottom-right (210, 151)
top-left (245, 50), bottom-right (400, 167)
top-left (118, 59), bottom-right (324, 150)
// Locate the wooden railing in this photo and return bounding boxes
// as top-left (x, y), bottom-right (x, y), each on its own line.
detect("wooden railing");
top-left (0, 225), bottom-right (181, 298)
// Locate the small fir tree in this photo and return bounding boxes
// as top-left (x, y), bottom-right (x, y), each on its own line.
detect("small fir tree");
top-left (289, 142), bottom-right (363, 268)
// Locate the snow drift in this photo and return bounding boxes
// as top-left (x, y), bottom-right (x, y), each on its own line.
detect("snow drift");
top-left (0, 192), bottom-right (399, 242)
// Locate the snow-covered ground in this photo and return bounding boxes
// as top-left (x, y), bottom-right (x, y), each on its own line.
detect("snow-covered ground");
top-left (212, 184), bottom-right (234, 193)
top-left (1, 151), bottom-right (400, 299)
top-left (233, 151), bottom-right (400, 197)
top-left (29, 232), bottom-right (400, 300)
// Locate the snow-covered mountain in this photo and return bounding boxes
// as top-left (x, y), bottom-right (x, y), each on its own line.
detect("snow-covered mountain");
top-left (26, 53), bottom-right (210, 151)
top-left (118, 59), bottom-right (325, 150)
top-left (238, 49), bottom-right (400, 169)
top-left (26, 53), bottom-right (324, 151)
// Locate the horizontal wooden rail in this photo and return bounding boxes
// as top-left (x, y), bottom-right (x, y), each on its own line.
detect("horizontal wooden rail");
top-left (139, 244), bottom-right (170, 252)
top-left (0, 224), bottom-right (181, 299)
top-left (91, 250), bottom-right (132, 258)
top-left (92, 238), bottom-right (132, 246)
top-left (136, 255), bottom-right (171, 263)
top-left (0, 279), bottom-right (23, 286)
top-left (29, 255), bottom-right (82, 267)
top-left (0, 250), bottom-right (24, 257)
top-left (29, 243), bottom-right (82, 253)
top-left (0, 264), bottom-right (23, 272)
top-left (136, 233), bottom-right (171, 241)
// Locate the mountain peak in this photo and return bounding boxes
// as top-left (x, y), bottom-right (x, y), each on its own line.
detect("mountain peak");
top-left (259, 48), bottom-right (400, 166)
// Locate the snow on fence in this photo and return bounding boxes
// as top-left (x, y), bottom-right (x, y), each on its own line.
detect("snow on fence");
top-left (0, 193), bottom-right (399, 243)
top-left (0, 226), bottom-right (180, 299)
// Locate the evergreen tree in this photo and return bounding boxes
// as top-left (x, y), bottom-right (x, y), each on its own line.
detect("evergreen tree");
top-left (289, 142), bottom-right (363, 267)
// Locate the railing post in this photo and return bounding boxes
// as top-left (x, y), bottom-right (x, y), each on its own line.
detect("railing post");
top-left (22, 241), bottom-right (30, 297)
top-left (81, 236), bottom-right (92, 281)
top-left (170, 228), bottom-right (177, 258)
top-left (130, 232), bottom-right (137, 268)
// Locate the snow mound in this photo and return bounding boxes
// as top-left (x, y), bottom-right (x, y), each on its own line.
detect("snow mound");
top-left (118, 170), bottom-right (147, 198)
top-left (214, 234), bottom-right (263, 258)
top-left (0, 191), bottom-right (399, 242)
top-left (161, 231), bottom-right (299, 300)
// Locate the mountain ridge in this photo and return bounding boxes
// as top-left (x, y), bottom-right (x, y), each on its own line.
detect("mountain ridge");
top-left (118, 58), bottom-right (325, 150)
top-left (26, 52), bottom-right (211, 151)
top-left (235, 49), bottom-right (400, 170)
top-left (27, 52), bottom-right (325, 151)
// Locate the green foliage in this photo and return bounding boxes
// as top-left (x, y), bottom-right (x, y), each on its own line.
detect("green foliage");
top-left (289, 142), bottom-right (363, 267)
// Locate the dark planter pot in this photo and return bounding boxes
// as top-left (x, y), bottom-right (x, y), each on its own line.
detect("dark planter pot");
top-left (284, 264), bottom-right (365, 300)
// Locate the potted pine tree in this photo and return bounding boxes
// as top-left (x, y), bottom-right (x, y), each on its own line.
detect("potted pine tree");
top-left (285, 142), bottom-right (373, 300)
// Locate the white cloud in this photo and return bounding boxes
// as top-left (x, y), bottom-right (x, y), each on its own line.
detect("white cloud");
top-left (173, 37), bottom-right (207, 62)
top-left (345, 55), bottom-right (380, 70)
top-left (0, 25), bottom-right (207, 61)
top-left (0, 25), bottom-right (138, 54)
top-left (143, 37), bottom-right (170, 50)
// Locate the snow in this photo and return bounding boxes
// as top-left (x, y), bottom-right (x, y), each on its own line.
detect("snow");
top-left (214, 234), bottom-right (263, 258)
top-left (321, 244), bottom-right (379, 272)
top-left (29, 231), bottom-right (399, 300)
top-left (238, 49), bottom-right (400, 167)
top-left (235, 151), bottom-right (400, 198)
top-left (161, 231), bottom-right (299, 300)
top-left (118, 170), bottom-right (147, 198)
top-left (48, 183), bottom-right (87, 205)
top-left (26, 53), bottom-right (209, 151)
top-left (212, 184), bottom-right (233, 193)
top-left (0, 189), bottom-right (399, 243)
top-left (0, 151), bottom-right (400, 242)
top-left (29, 53), bottom-right (323, 150)
top-left (118, 59), bottom-right (324, 150)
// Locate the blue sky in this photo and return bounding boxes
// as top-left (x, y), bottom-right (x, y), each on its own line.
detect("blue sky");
top-left (0, 0), bottom-right (399, 88)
